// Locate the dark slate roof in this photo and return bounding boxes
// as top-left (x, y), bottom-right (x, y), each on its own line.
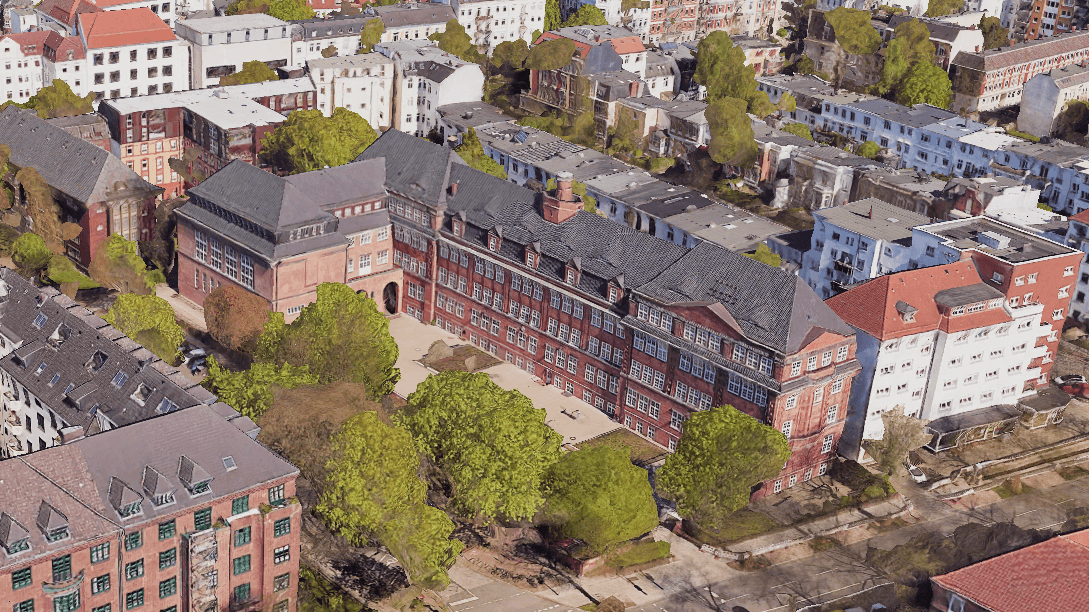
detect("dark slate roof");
top-left (355, 128), bottom-right (465, 208)
top-left (951, 29), bottom-right (1089, 73)
top-left (0, 268), bottom-right (215, 435)
top-left (0, 106), bottom-right (161, 206)
top-left (369, 2), bottom-right (455, 27)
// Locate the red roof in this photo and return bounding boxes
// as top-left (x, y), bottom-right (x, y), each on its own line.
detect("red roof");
top-left (0, 31), bottom-right (53, 56)
top-left (610, 36), bottom-right (645, 55)
top-left (308, 0), bottom-right (338, 9)
top-left (78, 7), bottom-right (175, 49)
top-left (932, 532), bottom-right (1089, 612)
top-left (825, 260), bottom-right (1009, 340)
top-left (1069, 208), bottom-right (1089, 226)
top-left (534, 31), bottom-right (592, 59)
top-left (52, 35), bottom-right (87, 61)
top-left (39, 0), bottom-right (100, 27)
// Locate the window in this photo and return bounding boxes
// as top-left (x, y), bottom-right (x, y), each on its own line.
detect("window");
top-left (232, 495), bottom-right (249, 515)
top-left (159, 548), bottom-right (176, 570)
top-left (12, 568), bottom-right (32, 590)
top-left (14, 602), bottom-right (32, 612)
top-left (125, 531), bottom-right (142, 551)
top-left (821, 434), bottom-right (834, 454)
top-left (274, 517), bottom-right (291, 537)
top-left (53, 556), bottom-right (72, 582)
top-left (774, 480), bottom-right (782, 493)
top-left (273, 545), bottom-right (290, 564)
top-left (159, 577), bottom-right (176, 599)
top-left (54, 593), bottom-right (79, 612)
top-left (93, 606), bottom-right (109, 612)
top-left (158, 521), bottom-right (175, 541)
top-left (234, 526), bottom-right (251, 547)
top-left (269, 484), bottom-right (285, 504)
top-left (790, 361), bottom-right (801, 376)
top-left (233, 584), bottom-right (251, 604)
top-left (194, 231), bottom-right (207, 262)
top-left (826, 405), bottom-right (838, 423)
top-left (807, 355), bottom-right (817, 370)
top-left (241, 255), bottom-right (254, 289)
top-left (233, 555), bottom-right (251, 575)
top-left (91, 542), bottom-right (110, 563)
top-left (125, 559), bottom-right (144, 580)
top-left (274, 573), bottom-right (290, 592)
top-left (194, 508), bottom-right (212, 531)
top-left (781, 420), bottom-right (792, 438)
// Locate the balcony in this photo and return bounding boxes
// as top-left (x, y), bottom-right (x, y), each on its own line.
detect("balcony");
top-left (42, 570), bottom-right (84, 596)
top-left (1031, 343), bottom-right (1049, 359)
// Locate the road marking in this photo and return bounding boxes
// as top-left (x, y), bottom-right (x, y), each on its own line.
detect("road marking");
top-left (771, 581), bottom-right (795, 589)
top-left (817, 568), bottom-right (838, 575)
top-left (724, 593), bottom-right (750, 601)
top-left (1043, 521), bottom-right (1066, 529)
top-left (449, 597), bottom-right (478, 606)
top-left (1057, 498), bottom-right (1075, 505)
top-left (1016, 509), bottom-right (1041, 517)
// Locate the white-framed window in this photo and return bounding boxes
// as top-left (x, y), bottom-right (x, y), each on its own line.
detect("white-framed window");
top-left (807, 355), bottom-right (817, 370)
top-left (788, 474), bottom-right (797, 487)
top-left (821, 434), bottom-right (834, 454)
top-left (818, 463), bottom-right (828, 475)
top-left (785, 395), bottom-right (797, 410)
top-left (241, 255), bottom-right (254, 289)
top-left (836, 346), bottom-right (848, 362)
top-left (826, 405), bottom-right (838, 424)
top-left (773, 479), bottom-right (782, 493)
top-left (195, 231), bottom-right (207, 262)
top-left (781, 420), bottom-right (792, 438)
top-left (790, 361), bottom-right (801, 376)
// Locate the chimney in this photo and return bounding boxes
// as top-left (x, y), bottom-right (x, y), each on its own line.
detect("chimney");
top-left (59, 425), bottom-right (85, 444)
top-left (542, 171), bottom-right (581, 224)
top-left (869, 205), bottom-right (874, 219)
top-left (449, 181), bottom-right (459, 195)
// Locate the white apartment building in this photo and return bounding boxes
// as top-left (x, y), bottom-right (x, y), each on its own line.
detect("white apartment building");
top-left (802, 198), bottom-right (931, 300)
top-left (376, 40), bottom-right (483, 137)
top-left (447, 0), bottom-right (546, 53)
top-left (827, 260), bottom-right (1045, 460)
top-left (175, 14), bottom-right (291, 89)
top-left (290, 15), bottom-right (370, 65)
top-left (45, 36), bottom-right (90, 97)
top-left (89, 0), bottom-right (177, 28)
top-left (0, 32), bottom-right (47, 103)
top-left (308, 53), bottom-right (394, 128)
top-left (1017, 65), bottom-right (1089, 138)
top-left (1063, 209), bottom-right (1089, 323)
top-left (80, 8), bottom-right (188, 100)
top-left (559, 0), bottom-right (627, 25)
top-left (369, 2), bottom-right (456, 42)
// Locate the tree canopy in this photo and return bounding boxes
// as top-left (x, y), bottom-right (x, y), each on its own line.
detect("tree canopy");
top-left (401, 371), bottom-right (562, 523)
top-left (980, 16), bottom-right (1009, 50)
top-left (260, 108), bottom-right (378, 174)
top-left (219, 60), bottom-right (279, 86)
top-left (24, 80), bottom-right (95, 119)
top-left (16, 167), bottom-right (71, 254)
top-left (544, 0), bottom-right (561, 31)
top-left (543, 446), bottom-right (659, 554)
top-left (693, 32), bottom-right (757, 106)
top-left (88, 233), bottom-right (161, 294)
top-left (455, 128), bottom-right (508, 179)
top-left (11, 232), bottom-right (52, 278)
top-left (706, 97), bottom-right (759, 168)
top-left (491, 39), bottom-right (530, 69)
top-left (525, 37), bottom-right (577, 71)
top-left (857, 140), bottom-right (881, 159)
top-left (358, 18), bottom-right (384, 53)
top-left (823, 7), bottom-right (881, 55)
top-left (781, 122), bottom-right (813, 141)
top-left (103, 293), bottom-right (184, 363)
top-left (925, 0), bottom-right (962, 16)
top-left (861, 411), bottom-right (931, 476)
top-left (743, 243), bottom-right (783, 267)
top-left (204, 284), bottom-right (270, 353)
top-left (656, 405), bottom-right (791, 532)
top-left (226, 0), bottom-right (269, 15)
top-left (561, 4), bottom-right (607, 27)
top-left (429, 20), bottom-right (480, 63)
top-left (202, 356), bottom-right (318, 420)
top-left (878, 19), bottom-right (950, 108)
top-left (268, 0), bottom-right (314, 20)
top-left (1055, 100), bottom-right (1089, 145)
top-left (897, 61), bottom-right (952, 108)
top-left (255, 282), bottom-right (400, 397)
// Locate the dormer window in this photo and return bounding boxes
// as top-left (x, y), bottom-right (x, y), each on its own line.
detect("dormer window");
top-left (109, 477), bottom-right (143, 519)
top-left (566, 268), bottom-right (577, 284)
top-left (609, 286), bottom-right (619, 302)
top-left (156, 398), bottom-right (179, 414)
top-left (142, 466), bottom-right (175, 507)
top-left (0, 512), bottom-right (30, 554)
top-left (85, 351), bottom-right (107, 372)
top-left (452, 220), bottom-right (463, 236)
top-left (37, 502), bottom-right (69, 543)
top-left (489, 235), bottom-right (498, 251)
top-left (130, 383), bottom-right (153, 405)
top-left (488, 227), bottom-right (503, 252)
top-left (178, 455), bottom-right (212, 496)
top-left (565, 258), bottom-right (581, 286)
top-left (526, 250), bottom-right (538, 268)
top-left (951, 306), bottom-right (966, 316)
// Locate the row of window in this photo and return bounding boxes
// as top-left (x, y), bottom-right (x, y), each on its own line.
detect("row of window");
top-left (194, 231), bottom-right (255, 289)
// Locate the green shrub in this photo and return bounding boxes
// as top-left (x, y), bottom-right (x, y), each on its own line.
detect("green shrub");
top-left (605, 541), bottom-right (670, 569)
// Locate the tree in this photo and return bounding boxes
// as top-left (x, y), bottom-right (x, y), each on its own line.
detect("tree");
top-left (925, 0), bottom-right (962, 16)
top-left (204, 284), bottom-right (270, 353)
top-left (268, 0), bottom-right (314, 20)
top-left (0, 144), bottom-right (10, 211)
top-left (781, 122), bottom-right (813, 141)
top-left (24, 80), bottom-right (95, 119)
top-left (401, 371), bottom-right (562, 523)
top-left (88, 233), bottom-right (160, 294)
top-left (747, 90), bottom-right (776, 118)
top-left (525, 37), bottom-right (577, 71)
top-left (358, 18), bottom-right (384, 53)
top-left (103, 293), bottom-right (185, 363)
top-left (561, 4), bottom-right (607, 27)
top-left (255, 282), bottom-right (400, 397)
top-left (47, 253), bottom-right (98, 293)
top-left (706, 97), bottom-right (759, 168)
top-left (260, 108), bottom-right (378, 175)
top-left (16, 167), bottom-right (69, 253)
top-left (1055, 100), bottom-right (1089, 145)
top-left (778, 92), bottom-right (797, 113)
top-left (491, 39), bottom-right (529, 69)
top-left (429, 20), bottom-right (480, 63)
top-left (140, 197), bottom-right (184, 274)
top-left (656, 405), bottom-right (791, 533)
top-left (542, 446), bottom-right (659, 554)
top-left (219, 60), bottom-right (279, 87)
top-left (980, 16), bottom-right (1009, 50)
top-left (226, 0), bottom-right (269, 15)
top-left (320, 45), bottom-right (337, 59)
top-left (878, 19), bottom-right (935, 97)
top-left (455, 128), bottom-right (508, 179)
top-left (857, 140), bottom-right (881, 159)
top-left (897, 61), bottom-right (952, 109)
top-left (693, 32), bottom-right (757, 105)
top-left (202, 356), bottom-right (318, 420)
top-left (743, 243), bottom-right (782, 267)
top-left (861, 411), bottom-right (931, 476)
top-left (379, 506), bottom-right (463, 589)
top-left (11, 232), bottom-right (52, 278)
top-left (823, 7), bottom-right (881, 55)
top-left (544, 0), bottom-right (561, 31)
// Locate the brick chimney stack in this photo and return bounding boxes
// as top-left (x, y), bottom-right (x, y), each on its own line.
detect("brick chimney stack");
top-left (543, 171), bottom-right (581, 224)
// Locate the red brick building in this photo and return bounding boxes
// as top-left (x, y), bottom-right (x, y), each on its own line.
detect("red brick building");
top-left (175, 159), bottom-right (402, 320)
top-left (356, 129), bottom-right (860, 496)
top-left (0, 405), bottom-right (301, 612)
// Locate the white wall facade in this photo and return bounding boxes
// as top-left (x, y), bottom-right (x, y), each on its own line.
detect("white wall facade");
top-left (309, 55), bottom-right (393, 129)
top-left (802, 218), bottom-right (916, 299)
top-left (86, 39), bottom-right (189, 100)
top-left (45, 54), bottom-right (89, 97)
top-left (450, 0), bottom-right (545, 53)
top-left (292, 34), bottom-right (363, 65)
top-left (0, 41), bottom-right (44, 103)
top-left (100, 0), bottom-right (177, 29)
top-left (856, 329), bottom-right (936, 442)
top-left (175, 17), bottom-right (292, 89)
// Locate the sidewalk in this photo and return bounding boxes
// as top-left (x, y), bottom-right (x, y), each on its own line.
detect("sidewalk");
top-left (388, 316), bottom-right (620, 445)
top-left (156, 283), bottom-right (208, 332)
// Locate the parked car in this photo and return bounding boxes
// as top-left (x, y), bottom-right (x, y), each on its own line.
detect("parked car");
top-left (1054, 375), bottom-right (1089, 399)
top-left (1054, 374), bottom-right (1087, 387)
top-left (906, 464), bottom-right (927, 484)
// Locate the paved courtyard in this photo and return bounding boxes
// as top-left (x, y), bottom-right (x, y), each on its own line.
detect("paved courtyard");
top-left (388, 316), bottom-right (622, 445)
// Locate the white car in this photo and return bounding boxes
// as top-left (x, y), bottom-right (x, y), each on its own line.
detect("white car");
top-left (906, 464), bottom-right (927, 484)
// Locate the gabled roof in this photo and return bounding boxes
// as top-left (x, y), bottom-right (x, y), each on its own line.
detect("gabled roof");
top-left (952, 28), bottom-right (1089, 73)
top-left (0, 31), bottom-right (54, 56)
top-left (354, 127), bottom-right (464, 207)
top-left (931, 531), bottom-right (1089, 612)
top-left (1069, 208), bottom-right (1089, 225)
top-left (38, 0), bottom-right (101, 28)
top-left (825, 260), bottom-right (1003, 341)
top-left (52, 35), bottom-right (87, 61)
top-left (78, 7), bottom-right (176, 49)
top-left (0, 106), bottom-right (161, 206)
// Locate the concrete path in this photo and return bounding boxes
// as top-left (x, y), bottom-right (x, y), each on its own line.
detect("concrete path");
top-left (156, 283), bottom-right (208, 332)
top-left (388, 316), bottom-right (620, 445)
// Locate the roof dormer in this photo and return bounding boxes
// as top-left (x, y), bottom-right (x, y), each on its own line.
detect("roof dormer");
top-left (451, 211), bottom-right (467, 238)
top-left (894, 300), bottom-right (917, 323)
top-left (142, 466), bottom-right (176, 508)
top-left (565, 257), bottom-right (582, 286)
top-left (526, 242), bottom-right (541, 269)
top-left (178, 455), bottom-right (212, 496)
top-left (0, 512), bottom-right (30, 555)
top-left (488, 226), bottom-right (503, 253)
top-left (108, 477), bottom-right (143, 519)
top-left (36, 501), bottom-right (69, 543)
top-left (608, 274), bottom-right (625, 303)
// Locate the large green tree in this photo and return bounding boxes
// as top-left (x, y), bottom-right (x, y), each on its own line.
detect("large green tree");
top-left (781, 122), bottom-right (813, 141)
top-left (491, 39), bottom-right (530, 69)
top-left (561, 4), bottom-right (607, 27)
top-left (878, 19), bottom-right (939, 99)
top-left (544, 0), bottom-right (561, 31)
top-left (401, 371), bottom-right (562, 523)
top-left (823, 7), bottom-right (881, 54)
top-left (103, 293), bottom-right (185, 363)
top-left (543, 446), bottom-right (659, 554)
top-left (358, 18), bottom-right (384, 53)
top-left (255, 282), bottom-right (400, 397)
top-left (260, 108), bottom-right (378, 174)
top-left (656, 405), bottom-right (791, 533)
top-left (857, 140), bottom-right (881, 159)
top-left (219, 60), bottom-right (279, 86)
top-left (202, 356), bottom-right (318, 420)
top-left (706, 97), bottom-right (759, 168)
top-left (11, 232), bottom-right (52, 278)
top-left (897, 61), bottom-right (952, 108)
top-left (268, 0), bottom-right (314, 20)
top-left (455, 128), bottom-right (507, 179)
top-left (204, 284), bottom-right (270, 353)
top-left (379, 506), bottom-right (463, 590)
top-left (429, 20), bottom-right (480, 62)
top-left (925, 0), bottom-right (962, 16)
top-left (525, 37), bottom-right (577, 71)
top-left (25, 80), bottom-right (95, 119)
top-left (693, 32), bottom-right (757, 107)
top-left (980, 16), bottom-right (1009, 50)
top-left (861, 411), bottom-right (931, 476)
top-left (16, 167), bottom-right (76, 254)
top-left (88, 233), bottom-right (161, 294)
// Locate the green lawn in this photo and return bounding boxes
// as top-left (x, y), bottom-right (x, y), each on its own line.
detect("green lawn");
top-left (605, 540), bottom-right (671, 569)
top-left (693, 509), bottom-right (783, 546)
top-left (576, 428), bottom-right (666, 464)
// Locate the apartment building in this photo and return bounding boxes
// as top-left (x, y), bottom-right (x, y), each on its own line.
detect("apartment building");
top-left (175, 15), bottom-right (292, 90)
top-left (448, 0), bottom-right (545, 53)
top-left (1024, 0), bottom-right (1075, 39)
top-left (80, 8), bottom-right (188, 100)
top-left (615, 96), bottom-right (708, 157)
top-left (697, 0), bottom-right (783, 38)
top-left (181, 96), bottom-right (287, 182)
top-left (0, 32), bottom-right (49, 103)
top-left (356, 129), bottom-right (861, 497)
top-left (827, 261), bottom-right (1046, 460)
top-left (1062, 209), bottom-right (1089, 322)
top-left (369, 2), bottom-right (456, 43)
top-left (0, 404), bottom-right (301, 612)
top-left (881, 15), bottom-right (984, 70)
top-left (949, 28), bottom-right (1089, 113)
top-left (308, 54), bottom-right (394, 128)
top-left (646, 0), bottom-right (697, 43)
top-left (471, 122), bottom-right (629, 187)
top-left (43, 36), bottom-right (88, 98)
top-left (0, 106), bottom-right (163, 265)
top-left (1017, 64), bottom-right (1089, 137)
top-left (289, 14), bottom-right (370, 65)
top-left (802, 198), bottom-right (931, 299)
top-left (376, 40), bottom-right (483, 137)
top-left (46, 115), bottom-right (111, 151)
top-left (97, 78), bottom-right (316, 197)
top-left (175, 159), bottom-right (402, 319)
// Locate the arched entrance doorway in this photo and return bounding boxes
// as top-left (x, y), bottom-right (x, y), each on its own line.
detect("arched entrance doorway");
top-left (382, 282), bottom-right (398, 314)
